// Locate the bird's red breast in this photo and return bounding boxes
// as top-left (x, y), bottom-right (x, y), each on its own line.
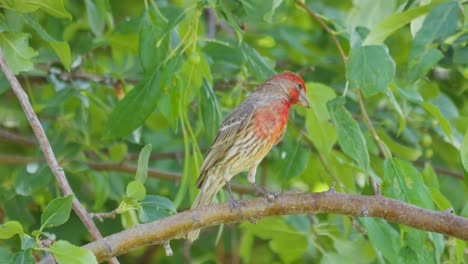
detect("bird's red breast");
top-left (253, 100), bottom-right (290, 140)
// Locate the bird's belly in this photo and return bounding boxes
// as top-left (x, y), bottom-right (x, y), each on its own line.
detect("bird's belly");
top-left (223, 137), bottom-right (273, 176)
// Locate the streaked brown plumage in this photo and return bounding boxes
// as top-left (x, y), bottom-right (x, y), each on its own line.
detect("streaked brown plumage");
top-left (186, 71), bottom-right (310, 241)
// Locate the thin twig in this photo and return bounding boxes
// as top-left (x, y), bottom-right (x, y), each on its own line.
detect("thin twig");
top-left (295, 1), bottom-right (391, 160)
top-left (0, 49), bottom-right (120, 264)
top-left (350, 217), bottom-right (368, 237)
top-left (356, 89), bottom-right (390, 159)
top-left (1, 124), bottom-right (464, 180)
top-left (293, 124), bottom-right (345, 186)
top-left (85, 161), bottom-right (255, 195)
top-left (0, 128), bottom-right (35, 147)
top-left (0, 154), bottom-right (256, 195)
top-left (37, 191), bottom-right (468, 263)
top-left (205, 8), bottom-right (217, 38)
top-left (90, 210), bottom-right (118, 222)
top-left (413, 160), bottom-right (464, 179)
top-left (295, 1), bottom-right (346, 63)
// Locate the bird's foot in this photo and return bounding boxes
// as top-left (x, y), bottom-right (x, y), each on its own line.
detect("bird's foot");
top-left (253, 183), bottom-right (279, 202)
top-left (225, 180), bottom-right (245, 218)
top-left (228, 196), bottom-right (246, 218)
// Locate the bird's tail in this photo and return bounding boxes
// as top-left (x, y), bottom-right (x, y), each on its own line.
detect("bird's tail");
top-left (186, 175), bottom-right (225, 242)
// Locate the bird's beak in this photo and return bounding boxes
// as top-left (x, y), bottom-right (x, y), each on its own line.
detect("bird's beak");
top-left (298, 89), bottom-right (310, 108)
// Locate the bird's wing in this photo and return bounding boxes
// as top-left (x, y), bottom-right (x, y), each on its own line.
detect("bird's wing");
top-left (196, 102), bottom-right (255, 188)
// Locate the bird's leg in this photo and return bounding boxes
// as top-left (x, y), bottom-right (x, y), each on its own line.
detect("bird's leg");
top-left (225, 180), bottom-right (245, 218)
top-left (248, 166), bottom-right (279, 202)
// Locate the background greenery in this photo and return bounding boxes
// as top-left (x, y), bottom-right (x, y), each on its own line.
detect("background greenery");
top-left (0, 0), bottom-right (467, 263)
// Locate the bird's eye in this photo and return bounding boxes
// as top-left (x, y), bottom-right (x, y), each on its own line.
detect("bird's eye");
top-left (296, 83), bottom-right (303, 90)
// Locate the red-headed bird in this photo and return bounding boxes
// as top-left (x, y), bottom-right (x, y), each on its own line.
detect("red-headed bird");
top-left (186, 71), bottom-right (310, 241)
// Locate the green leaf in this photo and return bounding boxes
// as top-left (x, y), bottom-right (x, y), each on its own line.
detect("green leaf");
top-left (23, 14), bottom-right (71, 69)
top-left (0, 32), bottom-right (38, 74)
top-left (408, 1), bottom-right (459, 83)
top-left (126, 180), bottom-right (146, 201)
top-left (40, 195), bottom-right (73, 230)
top-left (305, 82), bottom-right (337, 153)
top-left (363, 0), bottom-right (448, 45)
top-left (361, 218), bottom-right (400, 262)
top-left (241, 217), bottom-right (307, 263)
top-left (11, 0), bottom-right (71, 18)
top-left (327, 97), bottom-right (369, 172)
top-left (408, 48), bottom-right (443, 84)
top-left (159, 10), bottom-right (186, 46)
top-left (277, 139), bottom-right (311, 183)
top-left (104, 71), bottom-right (162, 139)
top-left (428, 232), bottom-right (444, 261)
top-left (199, 78), bottom-right (222, 142)
top-left (376, 128), bottom-right (421, 160)
top-left (121, 209), bottom-right (140, 229)
top-left (420, 102), bottom-right (453, 140)
top-left (219, 0), bottom-right (244, 43)
top-left (138, 8), bottom-right (170, 73)
top-left (397, 87), bottom-right (423, 103)
top-left (20, 235), bottom-right (35, 250)
top-left (385, 87), bottom-right (406, 135)
top-left (156, 56), bottom-right (182, 129)
top-left (15, 166), bottom-right (53, 196)
top-left (400, 226), bottom-right (430, 263)
top-left (85, 0), bottom-right (105, 36)
top-left (347, 32), bottom-right (395, 97)
top-left (138, 195), bottom-right (177, 222)
top-left (0, 247), bottom-right (12, 263)
top-left (461, 128), bottom-right (468, 172)
top-left (0, 221), bottom-right (24, 239)
top-left (135, 144), bottom-right (152, 183)
top-left (428, 187), bottom-right (452, 210)
top-left (11, 250), bottom-right (34, 264)
top-left (48, 240), bottom-right (97, 264)
top-left (455, 239), bottom-right (466, 263)
top-left (108, 143), bottom-right (128, 161)
top-left (422, 163), bottom-right (439, 189)
top-left (383, 158), bottom-right (434, 209)
top-left (33, 0), bottom-right (71, 19)
top-left (263, 0), bottom-right (283, 23)
top-left (348, 0), bottom-right (396, 30)
top-left (241, 43), bottom-right (275, 82)
top-left (269, 231), bottom-right (308, 263)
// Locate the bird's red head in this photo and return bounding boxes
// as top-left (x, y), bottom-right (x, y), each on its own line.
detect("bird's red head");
top-left (269, 71), bottom-right (310, 108)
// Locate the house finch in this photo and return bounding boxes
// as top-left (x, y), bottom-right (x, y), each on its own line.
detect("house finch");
top-left (186, 71), bottom-right (310, 242)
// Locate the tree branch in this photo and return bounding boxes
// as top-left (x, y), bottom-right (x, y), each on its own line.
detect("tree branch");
top-left (0, 49), bottom-right (119, 264)
top-left (413, 159), bottom-right (464, 180)
top-left (0, 128), bottom-right (36, 147)
top-left (37, 191), bottom-right (468, 263)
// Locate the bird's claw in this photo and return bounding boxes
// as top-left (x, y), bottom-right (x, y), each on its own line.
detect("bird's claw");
top-left (265, 191), bottom-right (279, 202)
top-left (253, 183), bottom-right (279, 202)
top-left (228, 197), bottom-right (245, 218)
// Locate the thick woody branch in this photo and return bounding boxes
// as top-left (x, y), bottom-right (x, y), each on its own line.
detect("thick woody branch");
top-left (0, 50), bottom-right (119, 264)
top-left (38, 191), bottom-right (468, 263)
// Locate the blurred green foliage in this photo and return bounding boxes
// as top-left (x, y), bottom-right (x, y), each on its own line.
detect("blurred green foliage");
top-left (0, 0), bottom-right (467, 263)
